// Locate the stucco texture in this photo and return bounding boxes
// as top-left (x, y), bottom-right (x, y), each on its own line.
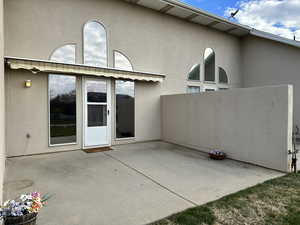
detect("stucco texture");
top-left (3, 0), bottom-right (243, 156)
top-left (162, 85), bottom-right (293, 172)
top-left (4, 0), bottom-right (242, 91)
top-left (242, 36), bottom-right (300, 126)
top-left (4, 69), bottom-right (162, 156)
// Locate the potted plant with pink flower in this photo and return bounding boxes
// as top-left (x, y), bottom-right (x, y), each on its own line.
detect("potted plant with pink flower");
top-left (0, 192), bottom-right (50, 225)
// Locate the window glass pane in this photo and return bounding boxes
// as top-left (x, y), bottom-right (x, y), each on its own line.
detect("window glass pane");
top-left (114, 51), bottom-right (133, 71)
top-left (84, 21), bottom-right (107, 67)
top-left (219, 67), bottom-right (228, 84)
top-left (88, 105), bottom-right (107, 127)
top-left (116, 80), bottom-right (135, 138)
top-left (86, 81), bottom-right (107, 103)
top-left (205, 89), bottom-right (215, 92)
top-left (187, 86), bottom-right (200, 93)
top-left (50, 44), bottom-right (76, 64)
top-left (49, 74), bottom-right (76, 145)
top-left (188, 64), bottom-right (200, 81)
top-left (204, 48), bottom-right (215, 82)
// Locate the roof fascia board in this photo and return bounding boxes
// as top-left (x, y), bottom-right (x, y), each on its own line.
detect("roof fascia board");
top-left (250, 29), bottom-right (300, 49)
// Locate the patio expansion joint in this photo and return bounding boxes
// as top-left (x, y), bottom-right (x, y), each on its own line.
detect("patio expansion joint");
top-left (104, 152), bottom-right (198, 207)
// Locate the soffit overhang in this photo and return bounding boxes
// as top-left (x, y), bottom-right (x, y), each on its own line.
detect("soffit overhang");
top-left (5, 57), bottom-right (165, 83)
top-left (124, 0), bottom-right (251, 37)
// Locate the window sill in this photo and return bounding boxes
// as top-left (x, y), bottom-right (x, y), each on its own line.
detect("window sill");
top-left (49, 142), bottom-right (78, 147)
top-left (115, 137), bottom-right (136, 141)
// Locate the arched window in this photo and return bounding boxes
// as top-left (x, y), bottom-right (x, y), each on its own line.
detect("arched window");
top-left (219, 67), bottom-right (228, 84)
top-left (50, 44), bottom-right (76, 64)
top-left (204, 48), bottom-right (215, 82)
top-left (188, 64), bottom-right (200, 81)
top-left (114, 51), bottom-right (133, 71)
top-left (83, 21), bottom-right (107, 67)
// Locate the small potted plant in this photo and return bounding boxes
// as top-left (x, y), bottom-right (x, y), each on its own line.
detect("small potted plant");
top-left (209, 149), bottom-right (227, 160)
top-left (0, 192), bottom-right (50, 225)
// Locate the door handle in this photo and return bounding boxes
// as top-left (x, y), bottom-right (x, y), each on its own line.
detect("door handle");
top-left (107, 109), bottom-right (110, 116)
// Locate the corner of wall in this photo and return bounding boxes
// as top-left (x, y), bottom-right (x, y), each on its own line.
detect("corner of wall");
top-left (0, 0), bottom-right (5, 203)
top-left (287, 84), bottom-right (294, 172)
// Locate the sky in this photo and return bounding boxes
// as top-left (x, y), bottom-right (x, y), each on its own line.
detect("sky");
top-left (180, 0), bottom-right (300, 40)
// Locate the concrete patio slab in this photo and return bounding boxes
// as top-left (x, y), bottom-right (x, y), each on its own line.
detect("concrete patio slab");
top-left (4, 142), bottom-right (283, 225)
top-left (109, 142), bottom-right (284, 205)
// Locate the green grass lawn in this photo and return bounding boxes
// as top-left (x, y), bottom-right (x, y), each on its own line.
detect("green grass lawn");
top-left (150, 173), bottom-right (300, 225)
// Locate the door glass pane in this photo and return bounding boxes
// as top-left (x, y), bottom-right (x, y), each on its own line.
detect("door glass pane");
top-left (87, 81), bottom-right (107, 103)
top-left (49, 74), bottom-right (76, 145)
top-left (116, 80), bottom-right (135, 138)
top-left (88, 105), bottom-right (107, 127)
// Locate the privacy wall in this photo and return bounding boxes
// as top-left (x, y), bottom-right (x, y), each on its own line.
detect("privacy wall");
top-left (162, 85), bottom-right (293, 172)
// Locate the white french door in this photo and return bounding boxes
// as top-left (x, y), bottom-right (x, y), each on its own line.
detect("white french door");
top-left (83, 78), bottom-right (111, 148)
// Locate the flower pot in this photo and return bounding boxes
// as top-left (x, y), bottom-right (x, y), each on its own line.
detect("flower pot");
top-left (209, 153), bottom-right (226, 160)
top-left (209, 151), bottom-right (226, 160)
top-left (4, 213), bottom-right (37, 225)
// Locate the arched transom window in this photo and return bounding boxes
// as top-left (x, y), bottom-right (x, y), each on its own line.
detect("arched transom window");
top-left (187, 48), bottom-right (230, 93)
top-left (204, 48), bottom-right (215, 82)
top-left (114, 51), bottom-right (133, 71)
top-left (83, 21), bottom-right (108, 67)
top-left (219, 67), bottom-right (228, 84)
top-left (48, 19), bottom-right (136, 144)
top-left (188, 64), bottom-right (200, 81)
top-left (50, 44), bottom-right (76, 64)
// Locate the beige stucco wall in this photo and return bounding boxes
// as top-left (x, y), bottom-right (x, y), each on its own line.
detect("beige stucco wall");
top-left (4, 0), bottom-right (242, 155)
top-left (242, 36), bottom-right (300, 126)
top-left (5, 70), bottom-right (83, 156)
top-left (4, 0), bottom-right (242, 90)
top-left (5, 68), bottom-right (162, 156)
top-left (0, 0), bottom-right (5, 201)
top-left (162, 85), bottom-right (293, 172)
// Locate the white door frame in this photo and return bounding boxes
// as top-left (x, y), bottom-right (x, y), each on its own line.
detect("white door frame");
top-left (82, 77), bottom-right (111, 149)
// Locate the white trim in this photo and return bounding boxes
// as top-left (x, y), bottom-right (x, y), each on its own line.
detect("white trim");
top-left (250, 29), bottom-right (300, 50)
top-left (115, 137), bottom-right (136, 141)
top-left (202, 84), bottom-right (218, 92)
top-left (203, 48), bottom-right (216, 83)
top-left (49, 142), bottom-right (78, 147)
top-left (113, 50), bottom-right (134, 71)
top-left (48, 74), bottom-right (78, 147)
top-left (114, 79), bottom-right (136, 140)
top-left (83, 20), bottom-right (108, 68)
top-left (49, 43), bottom-right (77, 62)
top-left (82, 77), bottom-right (112, 149)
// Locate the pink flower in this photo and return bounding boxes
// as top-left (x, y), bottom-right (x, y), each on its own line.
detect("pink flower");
top-left (31, 192), bottom-right (40, 199)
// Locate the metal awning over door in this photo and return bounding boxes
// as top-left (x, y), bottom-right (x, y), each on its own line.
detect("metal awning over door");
top-left (5, 57), bottom-right (165, 82)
